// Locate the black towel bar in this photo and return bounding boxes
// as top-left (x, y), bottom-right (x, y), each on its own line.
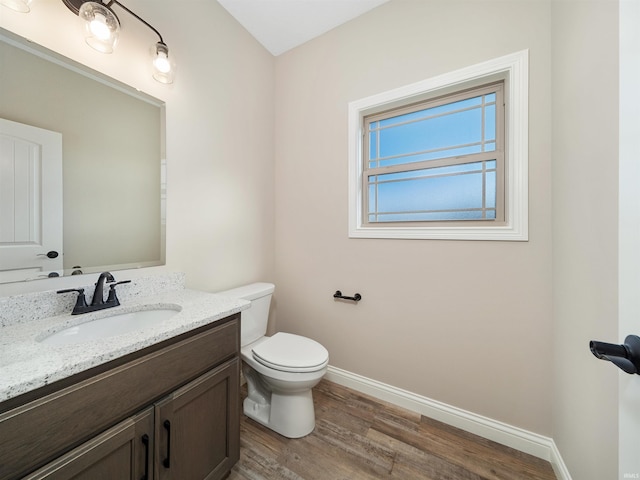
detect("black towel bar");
top-left (333, 290), bottom-right (362, 302)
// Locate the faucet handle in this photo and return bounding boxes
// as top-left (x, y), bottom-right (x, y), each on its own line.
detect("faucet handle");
top-left (57, 288), bottom-right (88, 315)
top-left (106, 280), bottom-right (131, 306)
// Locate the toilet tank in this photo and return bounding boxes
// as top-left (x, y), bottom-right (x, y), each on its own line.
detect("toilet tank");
top-left (218, 282), bottom-right (275, 347)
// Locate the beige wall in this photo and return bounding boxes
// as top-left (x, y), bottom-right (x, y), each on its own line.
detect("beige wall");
top-left (551, 1), bottom-right (619, 478)
top-left (0, 0), bottom-right (275, 295)
top-left (0, 0), bottom-right (624, 476)
top-left (274, 0), bottom-right (554, 435)
top-left (143, 1), bottom-right (276, 291)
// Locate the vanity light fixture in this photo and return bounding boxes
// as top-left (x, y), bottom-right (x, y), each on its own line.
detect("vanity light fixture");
top-left (62, 0), bottom-right (175, 84)
top-left (0, 0), bottom-right (32, 13)
top-left (78, 1), bottom-right (120, 53)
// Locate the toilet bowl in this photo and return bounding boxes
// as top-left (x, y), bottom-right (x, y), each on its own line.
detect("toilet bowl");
top-left (218, 283), bottom-right (328, 438)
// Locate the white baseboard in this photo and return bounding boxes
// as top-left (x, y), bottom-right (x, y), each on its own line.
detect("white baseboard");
top-left (324, 365), bottom-right (572, 480)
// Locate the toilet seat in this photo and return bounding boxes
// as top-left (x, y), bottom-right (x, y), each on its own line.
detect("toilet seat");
top-left (252, 332), bottom-right (329, 373)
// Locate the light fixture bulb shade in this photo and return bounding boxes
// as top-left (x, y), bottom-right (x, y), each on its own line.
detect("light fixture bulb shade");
top-left (0, 0), bottom-right (32, 12)
top-left (154, 52), bottom-right (171, 74)
top-left (79, 2), bottom-right (120, 53)
top-left (152, 42), bottom-right (175, 84)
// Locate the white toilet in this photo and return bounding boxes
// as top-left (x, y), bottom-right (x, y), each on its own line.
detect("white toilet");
top-left (219, 282), bottom-right (328, 438)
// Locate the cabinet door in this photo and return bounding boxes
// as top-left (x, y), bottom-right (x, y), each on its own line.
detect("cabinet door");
top-left (23, 407), bottom-right (154, 480)
top-left (155, 358), bottom-right (239, 480)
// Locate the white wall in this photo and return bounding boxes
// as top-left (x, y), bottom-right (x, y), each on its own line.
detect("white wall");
top-left (551, 1), bottom-right (619, 478)
top-left (274, 0), bottom-right (554, 436)
top-left (0, 0), bottom-right (275, 295)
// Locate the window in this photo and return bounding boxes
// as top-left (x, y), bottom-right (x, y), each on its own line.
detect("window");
top-left (364, 83), bottom-right (504, 225)
top-left (348, 50), bottom-right (528, 241)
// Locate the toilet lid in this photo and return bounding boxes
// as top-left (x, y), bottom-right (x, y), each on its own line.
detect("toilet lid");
top-left (252, 332), bottom-right (329, 373)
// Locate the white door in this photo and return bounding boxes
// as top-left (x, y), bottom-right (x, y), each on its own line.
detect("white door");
top-left (0, 118), bottom-right (63, 282)
top-left (619, 2), bottom-right (640, 478)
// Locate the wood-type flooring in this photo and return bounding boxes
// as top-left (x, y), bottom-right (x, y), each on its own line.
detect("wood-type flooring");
top-left (228, 380), bottom-right (556, 480)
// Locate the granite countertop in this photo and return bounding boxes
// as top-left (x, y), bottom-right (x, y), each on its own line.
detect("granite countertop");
top-left (0, 288), bottom-right (249, 403)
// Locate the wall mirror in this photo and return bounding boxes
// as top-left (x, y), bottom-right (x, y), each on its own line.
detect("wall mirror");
top-left (0, 27), bottom-right (166, 284)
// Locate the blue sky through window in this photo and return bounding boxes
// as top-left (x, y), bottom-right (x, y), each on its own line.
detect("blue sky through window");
top-left (366, 89), bottom-right (499, 223)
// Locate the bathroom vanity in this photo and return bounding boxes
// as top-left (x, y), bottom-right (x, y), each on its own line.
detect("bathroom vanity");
top-left (0, 275), bottom-right (248, 480)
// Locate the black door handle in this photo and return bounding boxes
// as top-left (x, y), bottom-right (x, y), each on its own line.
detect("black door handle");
top-left (140, 434), bottom-right (150, 480)
top-left (590, 335), bottom-right (640, 374)
top-left (37, 250), bottom-right (59, 259)
top-left (163, 420), bottom-right (171, 468)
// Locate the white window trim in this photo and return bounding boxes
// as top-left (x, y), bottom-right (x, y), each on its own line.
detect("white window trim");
top-left (348, 50), bottom-right (529, 241)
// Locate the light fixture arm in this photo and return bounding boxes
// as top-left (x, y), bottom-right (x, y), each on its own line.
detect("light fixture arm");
top-left (105, 0), bottom-right (164, 44)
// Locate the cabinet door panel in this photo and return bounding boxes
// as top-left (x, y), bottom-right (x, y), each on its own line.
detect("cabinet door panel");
top-left (156, 358), bottom-right (239, 480)
top-left (24, 408), bottom-right (153, 480)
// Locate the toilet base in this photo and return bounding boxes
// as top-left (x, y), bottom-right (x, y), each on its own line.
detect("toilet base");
top-left (242, 364), bottom-right (318, 438)
top-left (244, 389), bottom-right (316, 438)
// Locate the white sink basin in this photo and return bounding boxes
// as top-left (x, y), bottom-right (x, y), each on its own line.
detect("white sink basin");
top-left (40, 307), bottom-right (181, 346)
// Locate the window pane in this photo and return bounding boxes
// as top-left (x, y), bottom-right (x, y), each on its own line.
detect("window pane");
top-left (379, 108), bottom-right (483, 160)
top-left (369, 131), bottom-right (377, 160)
top-left (376, 144), bottom-right (483, 168)
top-left (375, 173), bottom-right (484, 212)
top-left (486, 170), bottom-right (496, 209)
top-left (484, 141), bottom-right (496, 153)
top-left (367, 161), bottom-right (497, 222)
top-left (369, 182), bottom-right (376, 212)
top-left (485, 104), bottom-right (496, 142)
top-left (367, 90), bottom-right (500, 168)
top-left (379, 96), bottom-right (483, 128)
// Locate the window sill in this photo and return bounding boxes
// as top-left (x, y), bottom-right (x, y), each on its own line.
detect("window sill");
top-left (348, 223), bottom-right (528, 241)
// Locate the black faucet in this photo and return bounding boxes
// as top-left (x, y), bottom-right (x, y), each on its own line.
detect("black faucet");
top-left (57, 272), bottom-right (131, 315)
top-left (92, 272), bottom-right (115, 306)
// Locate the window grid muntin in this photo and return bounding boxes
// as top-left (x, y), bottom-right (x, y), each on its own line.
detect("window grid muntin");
top-left (368, 139), bottom-right (497, 169)
top-left (363, 82), bottom-right (505, 226)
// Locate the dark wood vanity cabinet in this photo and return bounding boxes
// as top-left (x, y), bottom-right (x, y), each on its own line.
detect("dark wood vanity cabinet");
top-left (0, 315), bottom-right (240, 480)
top-left (23, 407), bottom-right (155, 480)
top-left (155, 361), bottom-right (239, 480)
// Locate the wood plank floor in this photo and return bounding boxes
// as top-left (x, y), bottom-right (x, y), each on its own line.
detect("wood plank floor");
top-left (228, 380), bottom-right (556, 480)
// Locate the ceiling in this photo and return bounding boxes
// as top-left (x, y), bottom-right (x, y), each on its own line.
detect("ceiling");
top-left (216, 0), bottom-right (390, 56)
